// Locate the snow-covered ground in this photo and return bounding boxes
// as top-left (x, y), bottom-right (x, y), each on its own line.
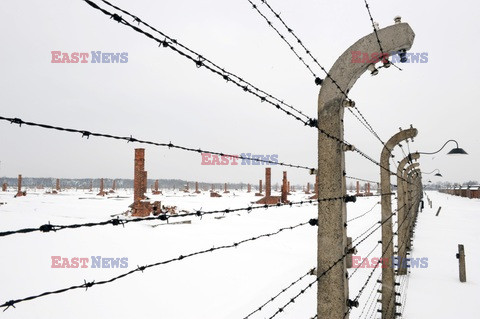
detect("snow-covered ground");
top-left (0, 189), bottom-right (477, 318)
top-left (403, 191), bottom-right (480, 318)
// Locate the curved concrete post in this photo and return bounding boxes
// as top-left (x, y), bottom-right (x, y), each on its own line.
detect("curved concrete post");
top-left (397, 153), bottom-right (420, 275)
top-left (379, 128), bottom-right (417, 319)
top-left (408, 169), bottom-right (422, 238)
top-left (317, 22), bottom-right (415, 319)
top-left (404, 163), bottom-right (420, 251)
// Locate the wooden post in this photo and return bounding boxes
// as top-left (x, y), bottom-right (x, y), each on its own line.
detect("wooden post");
top-left (457, 244), bottom-right (466, 282)
top-left (435, 207), bottom-right (442, 216)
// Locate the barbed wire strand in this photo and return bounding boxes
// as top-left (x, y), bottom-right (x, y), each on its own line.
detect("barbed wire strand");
top-left (249, 0), bottom-right (387, 146)
top-left (347, 201), bottom-right (380, 223)
top-left (358, 273), bottom-right (381, 318)
top-left (346, 193), bottom-right (419, 318)
top-left (0, 219), bottom-right (315, 311)
top-left (345, 175), bottom-right (379, 185)
top-left (267, 196), bottom-right (403, 319)
top-left (348, 241), bottom-right (380, 279)
top-left (245, 0), bottom-right (319, 81)
top-left (0, 116), bottom-right (314, 171)
top-left (86, 0), bottom-right (410, 186)
top-left (243, 267), bottom-right (315, 319)
top-left (85, 0), bottom-right (314, 126)
top-left (362, 0), bottom-right (402, 71)
top-left (0, 196), bottom-right (350, 238)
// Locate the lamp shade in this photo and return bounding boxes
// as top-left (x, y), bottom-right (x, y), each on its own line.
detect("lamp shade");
top-left (447, 147), bottom-right (468, 155)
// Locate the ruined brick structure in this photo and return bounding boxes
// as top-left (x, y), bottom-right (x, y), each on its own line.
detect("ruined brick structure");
top-left (224, 183), bottom-right (230, 194)
top-left (210, 191), bottom-right (222, 197)
top-left (15, 174), bottom-right (26, 197)
top-left (309, 174), bottom-right (319, 200)
top-left (247, 183), bottom-right (251, 193)
top-left (281, 171), bottom-right (289, 204)
top-left (255, 180), bottom-right (263, 196)
top-left (108, 180), bottom-right (116, 194)
top-left (2, 183), bottom-right (7, 192)
top-left (152, 179), bottom-right (162, 195)
top-left (305, 182), bottom-right (311, 194)
top-left (56, 179), bottom-right (61, 192)
top-left (364, 183), bottom-right (373, 196)
top-left (194, 182), bottom-right (201, 194)
top-left (256, 168), bottom-right (281, 204)
top-left (97, 178), bottom-right (106, 196)
top-left (131, 148), bottom-right (158, 217)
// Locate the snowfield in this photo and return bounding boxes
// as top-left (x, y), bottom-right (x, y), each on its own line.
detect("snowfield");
top-left (0, 189), bottom-right (477, 318)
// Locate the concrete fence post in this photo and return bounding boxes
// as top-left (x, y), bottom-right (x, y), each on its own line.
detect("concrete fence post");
top-left (403, 163), bottom-right (420, 251)
top-left (380, 128), bottom-right (418, 319)
top-left (397, 152), bottom-right (420, 275)
top-left (317, 20), bottom-right (415, 318)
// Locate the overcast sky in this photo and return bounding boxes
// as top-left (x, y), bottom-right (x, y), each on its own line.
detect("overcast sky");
top-left (0, 0), bottom-right (478, 186)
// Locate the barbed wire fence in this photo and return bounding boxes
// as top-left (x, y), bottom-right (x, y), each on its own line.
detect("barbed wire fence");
top-left (0, 0), bottom-right (422, 317)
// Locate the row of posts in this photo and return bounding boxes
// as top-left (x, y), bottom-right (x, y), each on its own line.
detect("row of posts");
top-left (316, 16), bottom-right (418, 319)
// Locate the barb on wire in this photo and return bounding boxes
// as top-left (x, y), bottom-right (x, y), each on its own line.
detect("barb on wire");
top-left (243, 267), bottom-right (315, 319)
top-left (267, 278), bottom-right (317, 319)
top-left (84, 0), bottom-right (315, 127)
top-left (0, 196), bottom-right (348, 238)
top-left (0, 219), bottom-right (314, 310)
top-left (0, 116), bottom-right (314, 171)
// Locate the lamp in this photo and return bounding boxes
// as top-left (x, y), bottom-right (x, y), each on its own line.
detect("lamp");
top-left (422, 169), bottom-right (443, 177)
top-left (418, 140), bottom-right (468, 155)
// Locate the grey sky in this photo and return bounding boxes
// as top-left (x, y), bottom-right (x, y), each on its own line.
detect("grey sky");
top-left (0, 0), bottom-right (478, 185)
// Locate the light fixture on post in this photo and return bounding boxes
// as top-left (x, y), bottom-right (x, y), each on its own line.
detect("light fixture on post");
top-left (422, 169), bottom-right (443, 177)
top-left (418, 139), bottom-right (468, 156)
